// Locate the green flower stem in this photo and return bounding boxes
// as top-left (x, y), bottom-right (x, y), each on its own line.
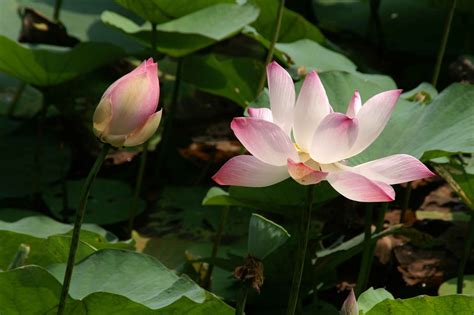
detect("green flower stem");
top-left (257, 0), bottom-right (285, 93)
top-left (57, 143), bottom-right (110, 315)
top-left (286, 185), bottom-right (315, 315)
top-left (457, 212), bottom-right (474, 293)
top-left (400, 182), bottom-right (412, 224)
top-left (202, 206), bottom-right (230, 290)
top-left (157, 58), bottom-right (182, 170)
top-left (431, 0), bottom-right (456, 87)
top-left (53, 0), bottom-right (63, 21)
top-left (369, 0), bottom-right (384, 55)
top-left (355, 203), bottom-right (387, 297)
top-left (128, 22), bottom-right (159, 233)
top-left (235, 285), bottom-right (249, 315)
top-left (151, 23), bottom-right (157, 51)
top-left (355, 204), bottom-right (374, 297)
top-left (128, 141), bottom-right (149, 233)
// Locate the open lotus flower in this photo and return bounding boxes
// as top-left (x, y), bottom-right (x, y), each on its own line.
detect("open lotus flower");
top-left (212, 62), bottom-right (435, 202)
top-left (93, 58), bottom-right (162, 147)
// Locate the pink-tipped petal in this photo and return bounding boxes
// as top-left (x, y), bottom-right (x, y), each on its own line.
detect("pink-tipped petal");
top-left (231, 117), bottom-right (298, 166)
top-left (287, 159), bottom-right (327, 185)
top-left (351, 154), bottom-right (435, 185)
top-left (346, 90), bottom-right (361, 118)
top-left (267, 62), bottom-right (295, 134)
top-left (123, 110), bottom-right (162, 147)
top-left (248, 107), bottom-right (273, 122)
top-left (212, 155), bottom-right (289, 187)
top-left (294, 71), bottom-right (333, 151)
top-left (310, 113), bottom-right (359, 164)
top-left (348, 89), bottom-right (402, 158)
top-left (326, 171), bottom-right (395, 202)
top-left (340, 289), bottom-right (358, 315)
top-left (92, 97), bottom-right (113, 138)
top-left (101, 134), bottom-right (127, 148)
top-left (107, 59), bottom-right (159, 135)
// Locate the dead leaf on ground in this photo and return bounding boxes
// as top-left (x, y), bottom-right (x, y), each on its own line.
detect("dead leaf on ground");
top-left (394, 245), bottom-right (456, 287)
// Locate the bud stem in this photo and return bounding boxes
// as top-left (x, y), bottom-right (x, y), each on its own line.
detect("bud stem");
top-left (57, 143), bottom-right (110, 315)
top-left (431, 0), bottom-right (456, 87)
top-left (128, 141), bottom-right (149, 233)
top-left (355, 203), bottom-right (387, 297)
top-left (257, 0), bottom-right (285, 93)
top-left (286, 185), bottom-right (315, 315)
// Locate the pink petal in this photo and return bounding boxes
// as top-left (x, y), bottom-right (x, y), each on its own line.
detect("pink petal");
top-left (351, 154), bottom-right (435, 185)
top-left (231, 117), bottom-right (298, 166)
top-left (123, 110), bottom-right (162, 147)
top-left (326, 171), bottom-right (395, 202)
top-left (294, 71), bottom-right (333, 151)
top-left (92, 97), bottom-right (113, 138)
top-left (267, 62), bottom-right (295, 134)
top-left (348, 89), bottom-right (402, 158)
top-left (212, 155), bottom-right (289, 187)
top-left (248, 107), bottom-right (273, 122)
top-left (287, 159), bottom-right (327, 185)
top-left (106, 59), bottom-right (159, 135)
top-left (346, 90), bottom-right (361, 118)
top-left (310, 113), bottom-right (359, 164)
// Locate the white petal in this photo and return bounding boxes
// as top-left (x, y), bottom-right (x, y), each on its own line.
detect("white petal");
top-left (310, 113), bottom-right (359, 164)
top-left (231, 118), bottom-right (298, 166)
top-left (267, 62), bottom-right (295, 134)
top-left (294, 71), bottom-right (333, 151)
top-left (247, 107), bottom-right (273, 122)
top-left (346, 90), bottom-right (361, 118)
top-left (212, 155), bottom-right (289, 187)
top-left (350, 154), bottom-right (435, 185)
top-left (348, 89), bottom-right (402, 157)
top-left (326, 170), bottom-right (395, 202)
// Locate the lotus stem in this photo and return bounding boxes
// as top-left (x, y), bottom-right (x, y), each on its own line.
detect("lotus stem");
top-left (128, 22), bottom-right (159, 233)
top-left (128, 141), bottom-right (149, 233)
top-left (369, 0), bottom-right (384, 56)
top-left (53, 0), bottom-right (63, 22)
top-left (57, 144), bottom-right (110, 315)
top-left (431, 0), bottom-right (456, 87)
top-left (400, 182), bottom-right (412, 224)
top-left (355, 204), bottom-right (374, 297)
top-left (257, 0), bottom-right (285, 93)
top-left (286, 185), bottom-right (315, 315)
top-left (356, 203), bottom-right (387, 297)
top-left (457, 212), bottom-right (474, 293)
top-left (157, 58), bottom-right (182, 171)
top-left (202, 206), bottom-right (230, 289)
top-left (235, 285), bottom-right (249, 315)
top-left (150, 23), bottom-right (157, 52)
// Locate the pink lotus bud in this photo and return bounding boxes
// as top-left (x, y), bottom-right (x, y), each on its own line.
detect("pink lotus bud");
top-left (93, 58), bottom-right (162, 147)
top-left (340, 289), bottom-right (358, 315)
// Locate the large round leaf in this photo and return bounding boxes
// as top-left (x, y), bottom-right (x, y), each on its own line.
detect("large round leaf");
top-left (0, 215), bottom-right (130, 270)
top-left (182, 53), bottom-right (264, 107)
top-left (101, 3), bottom-right (259, 57)
top-left (43, 178), bottom-right (145, 225)
top-left (0, 36), bottom-right (124, 86)
top-left (48, 249), bottom-right (234, 313)
top-left (0, 262), bottom-right (232, 314)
